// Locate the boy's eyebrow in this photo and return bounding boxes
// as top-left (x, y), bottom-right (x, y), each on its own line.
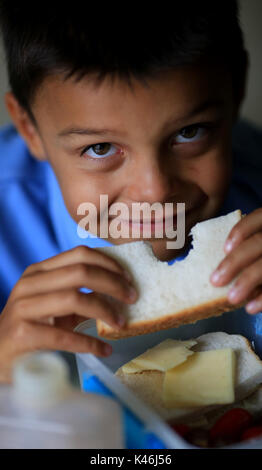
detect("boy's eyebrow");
top-left (163, 98), bottom-right (225, 131)
top-left (186, 98), bottom-right (225, 119)
top-left (57, 126), bottom-right (124, 139)
top-left (57, 99), bottom-right (225, 139)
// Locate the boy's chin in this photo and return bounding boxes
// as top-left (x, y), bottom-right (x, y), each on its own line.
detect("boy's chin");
top-left (105, 235), bottom-right (191, 262)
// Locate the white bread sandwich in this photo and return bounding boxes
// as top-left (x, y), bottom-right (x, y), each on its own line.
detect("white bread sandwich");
top-left (97, 210), bottom-right (244, 339)
top-left (115, 332), bottom-right (262, 426)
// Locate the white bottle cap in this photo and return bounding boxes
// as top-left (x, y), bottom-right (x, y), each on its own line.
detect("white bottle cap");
top-left (12, 352), bottom-right (71, 409)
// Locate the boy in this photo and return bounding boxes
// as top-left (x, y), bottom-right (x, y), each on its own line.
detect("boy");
top-left (0, 1), bottom-right (262, 383)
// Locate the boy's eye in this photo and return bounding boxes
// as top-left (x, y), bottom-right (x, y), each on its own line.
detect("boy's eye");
top-left (173, 125), bottom-right (206, 144)
top-left (81, 143), bottom-right (117, 158)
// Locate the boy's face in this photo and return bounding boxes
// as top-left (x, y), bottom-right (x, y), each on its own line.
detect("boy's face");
top-left (9, 63), bottom-right (237, 261)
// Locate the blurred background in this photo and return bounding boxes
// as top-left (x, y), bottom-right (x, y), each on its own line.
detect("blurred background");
top-left (0, 0), bottom-right (261, 128)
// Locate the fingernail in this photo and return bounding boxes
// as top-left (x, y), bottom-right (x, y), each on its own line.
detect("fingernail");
top-left (224, 240), bottom-right (233, 253)
top-left (103, 344), bottom-right (112, 356)
top-left (228, 287), bottom-right (241, 302)
top-left (246, 301), bottom-right (259, 314)
top-left (211, 268), bottom-right (227, 284)
top-left (211, 271), bottom-right (222, 284)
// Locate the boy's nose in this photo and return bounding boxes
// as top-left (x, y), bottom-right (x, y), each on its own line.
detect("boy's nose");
top-left (125, 154), bottom-right (179, 204)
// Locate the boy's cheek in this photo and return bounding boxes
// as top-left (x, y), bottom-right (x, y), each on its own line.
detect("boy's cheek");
top-left (189, 146), bottom-right (232, 199)
top-left (62, 183), bottom-right (121, 234)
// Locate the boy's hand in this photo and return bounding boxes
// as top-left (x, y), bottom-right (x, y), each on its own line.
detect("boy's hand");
top-left (210, 208), bottom-right (262, 314)
top-left (0, 245), bottom-right (137, 383)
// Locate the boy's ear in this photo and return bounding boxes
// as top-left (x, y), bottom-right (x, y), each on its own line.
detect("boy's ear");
top-left (4, 92), bottom-right (47, 161)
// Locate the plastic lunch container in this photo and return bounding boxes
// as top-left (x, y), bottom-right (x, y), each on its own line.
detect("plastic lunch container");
top-left (0, 351), bottom-right (124, 449)
top-left (75, 307), bottom-right (262, 449)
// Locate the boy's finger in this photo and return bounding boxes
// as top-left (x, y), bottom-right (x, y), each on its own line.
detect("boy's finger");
top-left (22, 245), bottom-right (131, 281)
top-left (54, 314), bottom-right (89, 331)
top-left (13, 264), bottom-right (137, 305)
top-left (224, 208), bottom-right (262, 253)
top-left (246, 289), bottom-right (262, 315)
top-left (11, 290), bottom-right (126, 329)
top-left (211, 233), bottom-right (262, 286)
top-left (226, 257), bottom-right (262, 305)
top-left (12, 263), bottom-right (137, 303)
top-left (14, 321), bottom-right (112, 357)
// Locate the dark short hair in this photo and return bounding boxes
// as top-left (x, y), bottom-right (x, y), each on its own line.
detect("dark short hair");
top-left (0, 1), bottom-right (247, 124)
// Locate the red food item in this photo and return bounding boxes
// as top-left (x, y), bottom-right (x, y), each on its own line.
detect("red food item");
top-left (170, 423), bottom-right (190, 437)
top-left (241, 426), bottom-right (262, 442)
top-left (209, 408), bottom-right (253, 443)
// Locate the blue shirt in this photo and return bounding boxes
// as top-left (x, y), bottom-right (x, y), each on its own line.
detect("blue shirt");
top-left (0, 120), bottom-right (262, 312)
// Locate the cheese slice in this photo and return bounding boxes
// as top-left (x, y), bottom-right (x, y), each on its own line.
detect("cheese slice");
top-left (163, 348), bottom-right (236, 408)
top-left (122, 338), bottom-right (197, 374)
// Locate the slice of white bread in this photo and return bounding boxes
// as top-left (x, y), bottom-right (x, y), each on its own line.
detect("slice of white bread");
top-left (115, 332), bottom-right (262, 424)
top-left (97, 210), bottom-right (244, 339)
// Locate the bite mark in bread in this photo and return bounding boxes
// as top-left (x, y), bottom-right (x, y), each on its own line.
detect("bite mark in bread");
top-left (97, 210), bottom-right (244, 339)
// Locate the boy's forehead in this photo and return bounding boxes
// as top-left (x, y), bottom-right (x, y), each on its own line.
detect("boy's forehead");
top-left (33, 64), bottom-right (232, 135)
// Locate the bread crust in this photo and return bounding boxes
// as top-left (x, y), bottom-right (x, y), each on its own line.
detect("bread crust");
top-left (97, 297), bottom-right (245, 339)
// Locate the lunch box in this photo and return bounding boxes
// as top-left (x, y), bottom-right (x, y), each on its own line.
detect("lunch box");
top-left (75, 307), bottom-right (262, 449)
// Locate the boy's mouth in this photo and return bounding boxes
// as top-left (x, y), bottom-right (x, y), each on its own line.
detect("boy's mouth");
top-left (98, 203), bottom-right (203, 242)
top-left (118, 207), bottom-right (193, 228)
top-left (118, 215), bottom-right (177, 229)
top-left (117, 210), bottom-right (193, 237)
